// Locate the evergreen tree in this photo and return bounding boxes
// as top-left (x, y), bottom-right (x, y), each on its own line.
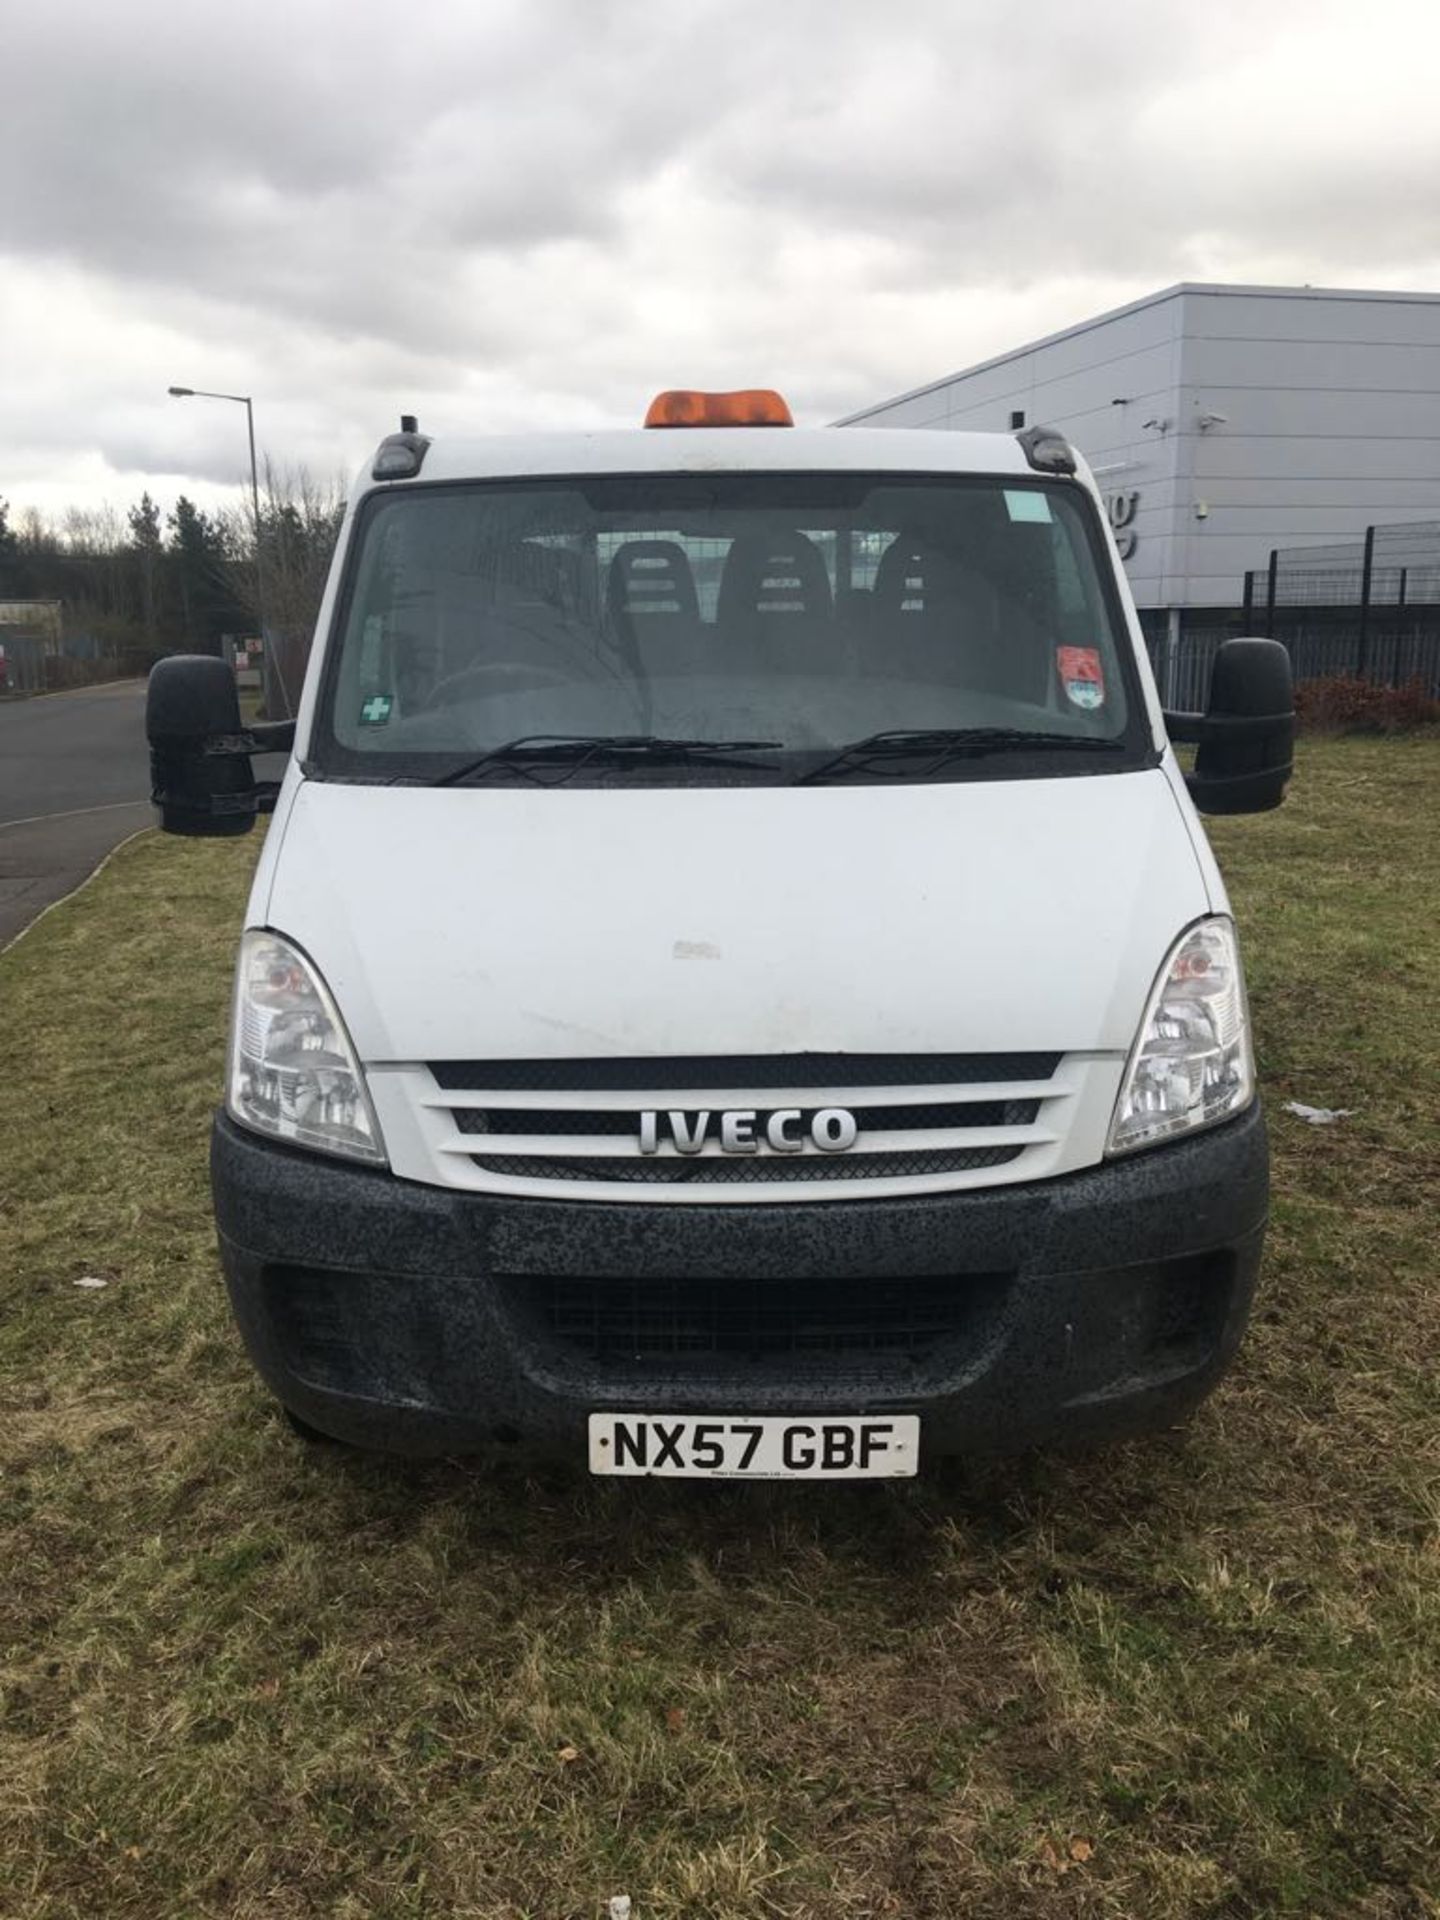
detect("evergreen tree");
top-left (167, 495), bottom-right (239, 653)
top-left (0, 498), bottom-right (27, 596)
top-left (127, 493), bottom-right (164, 644)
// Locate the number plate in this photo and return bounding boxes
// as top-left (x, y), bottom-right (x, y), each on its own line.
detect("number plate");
top-left (588, 1413), bottom-right (919, 1479)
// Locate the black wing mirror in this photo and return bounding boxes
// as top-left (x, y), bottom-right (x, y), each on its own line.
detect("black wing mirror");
top-left (1164, 638), bottom-right (1294, 816)
top-left (147, 655), bottom-right (294, 837)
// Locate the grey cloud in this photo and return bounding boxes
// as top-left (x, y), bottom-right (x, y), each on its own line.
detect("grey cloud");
top-left (1, 0), bottom-right (721, 329)
top-left (699, 2), bottom-right (1440, 283)
top-left (4, 0), bottom-right (1440, 510)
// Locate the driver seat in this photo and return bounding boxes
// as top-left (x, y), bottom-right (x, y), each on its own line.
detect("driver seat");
top-left (717, 530), bottom-right (834, 678)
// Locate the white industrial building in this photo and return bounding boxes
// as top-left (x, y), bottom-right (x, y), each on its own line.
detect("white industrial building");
top-left (838, 283), bottom-right (1440, 639)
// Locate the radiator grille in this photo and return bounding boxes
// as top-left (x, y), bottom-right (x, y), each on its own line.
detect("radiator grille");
top-left (414, 1051), bottom-right (1075, 1202)
top-left (455, 1098), bottom-right (1040, 1136)
top-left (430, 1052), bottom-right (1061, 1093)
top-left (509, 1271), bottom-right (1010, 1364)
top-left (470, 1144), bottom-right (1023, 1183)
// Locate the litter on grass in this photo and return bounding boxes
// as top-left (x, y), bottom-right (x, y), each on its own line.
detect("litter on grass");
top-left (1282, 1102), bottom-right (1354, 1125)
top-left (73, 1275), bottom-right (110, 1289)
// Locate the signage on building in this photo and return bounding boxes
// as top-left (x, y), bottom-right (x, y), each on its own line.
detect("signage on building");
top-left (1106, 490), bottom-right (1140, 561)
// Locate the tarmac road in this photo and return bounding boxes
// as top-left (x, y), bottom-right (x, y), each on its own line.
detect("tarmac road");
top-left (0, 680), bottom-right (153, 949)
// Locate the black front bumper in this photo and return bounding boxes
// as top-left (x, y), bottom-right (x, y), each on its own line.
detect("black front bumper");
top-left (211, 1102), bottom-right (1269, 1460)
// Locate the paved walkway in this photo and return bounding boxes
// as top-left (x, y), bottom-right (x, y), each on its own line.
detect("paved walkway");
top-left (0, 681), bottom-right (152, 948)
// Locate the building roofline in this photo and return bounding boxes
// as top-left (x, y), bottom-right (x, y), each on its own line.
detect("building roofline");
top-left (833, 280), bottom-right (1440, 426)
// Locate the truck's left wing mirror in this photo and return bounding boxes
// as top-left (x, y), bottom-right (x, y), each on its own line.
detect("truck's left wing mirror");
top-left (1164, 638), bottom-right (1294, 816)
top-left (147, 654), bottom-right (295, 837)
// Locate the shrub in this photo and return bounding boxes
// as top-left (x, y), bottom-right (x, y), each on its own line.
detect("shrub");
top-left (1295, 674), bottom-right (1440, 734)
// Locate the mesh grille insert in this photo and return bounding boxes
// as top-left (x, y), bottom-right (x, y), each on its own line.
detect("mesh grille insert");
top-left (431, 1053), bottom-right (1061, 1093)
top-left (511, 1271), bottom-right (1010, 1363)
top-left (471, 1145), bottom-right (1023, 1184)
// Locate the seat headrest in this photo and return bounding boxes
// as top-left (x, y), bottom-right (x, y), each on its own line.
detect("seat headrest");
top-left (718, 530), bottom-right (833, 625)
top-left (607, 540), bottom-right (700, 622)
top-left (873, 538), bottom-right (970, 612)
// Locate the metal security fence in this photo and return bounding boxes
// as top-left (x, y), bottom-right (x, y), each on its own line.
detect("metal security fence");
top-left (1143, 619), bottom-right (1440, 713)
top-left (1254, 520), bottom-right (1440, 617)
top-left (0, 627), bottom-right (149, 694)
top-left (1240, 518), bottom-right (1440, 692)
top-left (0, 632), bottom-right (46, 692)
top-left (0, 600), bottom-right (63, 692)
top-left (1143, 623), bottom-right (1227, 712)
top-left (1139, 518), bottom-right (1440, 710)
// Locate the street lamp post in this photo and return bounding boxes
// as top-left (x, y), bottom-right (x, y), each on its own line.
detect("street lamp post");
top-left (167, 384), bottom-right (283, 716)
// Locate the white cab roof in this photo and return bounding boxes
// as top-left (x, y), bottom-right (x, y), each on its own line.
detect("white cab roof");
top-left (386, 426), bottom-right (1039, 487)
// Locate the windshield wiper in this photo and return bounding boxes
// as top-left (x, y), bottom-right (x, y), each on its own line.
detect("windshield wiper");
top-left (794, 726), bottom-right (1125, 786)
top-left (432, 734), bottom-right (784, 787)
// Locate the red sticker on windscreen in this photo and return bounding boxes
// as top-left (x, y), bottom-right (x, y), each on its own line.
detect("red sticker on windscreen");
top-left (1056, 645), bottom-right (1105, 711)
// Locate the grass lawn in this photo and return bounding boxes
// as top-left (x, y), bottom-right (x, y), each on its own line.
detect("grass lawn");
top-left (2, 736), bottom-right (1437, 1919)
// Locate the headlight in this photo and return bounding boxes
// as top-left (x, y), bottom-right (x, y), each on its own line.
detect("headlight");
top-left (1107, 916), bottom-right (1254, 1156)
top-left (228, 930), bottom-right (386, 1164)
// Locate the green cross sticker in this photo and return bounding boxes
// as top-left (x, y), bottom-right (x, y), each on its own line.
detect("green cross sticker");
top-left (359, 694), bottom-right (393, 726)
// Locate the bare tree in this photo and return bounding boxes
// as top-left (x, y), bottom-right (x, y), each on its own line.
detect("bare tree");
top-left (219, 459), bottom-right (347, 716)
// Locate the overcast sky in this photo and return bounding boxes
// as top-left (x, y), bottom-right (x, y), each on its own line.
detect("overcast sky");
top-left (4, 0), bottom-right (1440, 521)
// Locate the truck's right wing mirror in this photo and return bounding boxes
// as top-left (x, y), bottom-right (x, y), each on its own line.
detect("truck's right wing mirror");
top-left (1165, 638), bottom-right (1294, 816)
top-left (147, 654), bottom-right (295, 837)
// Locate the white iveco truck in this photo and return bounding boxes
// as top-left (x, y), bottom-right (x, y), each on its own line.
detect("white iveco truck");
top-left (148, 388), bottom-right (1293, 1478)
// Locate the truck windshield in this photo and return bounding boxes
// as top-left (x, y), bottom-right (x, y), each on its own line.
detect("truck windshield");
top-left (315, 472), bottom-right (1146, 784)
